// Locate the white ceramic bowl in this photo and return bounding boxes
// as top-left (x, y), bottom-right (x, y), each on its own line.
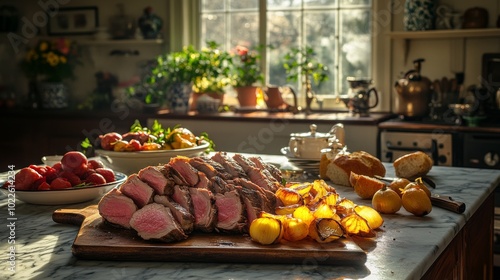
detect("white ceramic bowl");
top-left (95, 141), bottom-right (210, 175)
top-left (1, 172), bottom-right (126, 205)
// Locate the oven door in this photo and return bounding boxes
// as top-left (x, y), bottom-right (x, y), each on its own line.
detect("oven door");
top-left (379, 131), bottom-right (453, 166)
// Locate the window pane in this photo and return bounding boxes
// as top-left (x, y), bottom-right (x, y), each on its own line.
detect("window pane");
top-left (267, 11), bottom-right (301, 88)
top-left (340, 0), bottom-right (371, 7)
top-left (267, 0), bottom-right (302, 9)
top-left (304, 0), bottom-right (337, 8)
top-left (339, 9), bottom-right (371, 95)
top-left (304, 11), bottom-right (336, 95)
top-left (230, 0), bottom-right (259, 10)
top-left (201, 13), bottom-right (226, 46)
top-left (202, 0), bottom-right (225, 11)
top-left (230, 12), bottom-right (259, 49)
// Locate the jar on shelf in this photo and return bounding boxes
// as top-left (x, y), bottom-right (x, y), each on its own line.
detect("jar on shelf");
top-left (404, 0), bottom-right (436, 31)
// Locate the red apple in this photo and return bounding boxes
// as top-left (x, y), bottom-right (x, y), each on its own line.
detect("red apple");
top-left (96, 168), bottom-right (115, 183)
top-left (85, 173), bottom-right (107, 185)
top-left (88, 159), bottom-right (105, 169)
top-left (61, 151), bottom-right (88, 176)
top-left (99, 132), bottom-right (122, 150)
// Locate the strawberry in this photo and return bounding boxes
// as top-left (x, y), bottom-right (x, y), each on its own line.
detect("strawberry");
top-left (50, 177), bottom-right (72, 190)
top-left (96, 168), bottom-right (115, 183)
top-left (15, 167), bottom-right (43, 190)
top-left (59, 171), bottom-right (82, 186)
top-left (37, 181), bottom-right (51, 190)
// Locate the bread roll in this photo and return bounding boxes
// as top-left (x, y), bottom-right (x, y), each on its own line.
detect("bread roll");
top-left (393, 151), bottom-right (433, 180)
top-left (326, 151), bottom-right (386, 187)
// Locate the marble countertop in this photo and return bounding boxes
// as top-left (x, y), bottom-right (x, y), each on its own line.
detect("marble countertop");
top-left (1, 158), bottom-right (499, 280)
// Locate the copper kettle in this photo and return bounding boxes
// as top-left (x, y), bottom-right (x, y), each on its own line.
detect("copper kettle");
top-left (394, 58), bottom-right (433, 118)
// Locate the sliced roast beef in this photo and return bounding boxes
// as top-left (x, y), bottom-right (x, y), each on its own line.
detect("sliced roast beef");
top-left (249, 156), bottom-right (283, 183)
top-left (119, 174), bottom-right (154, 208)
top-left (196, 156), bottom-right (233, 180)
top-left (246, 168), bottom-right (279, 193)
top-left (233, 178), bottom-right (276, 213)
top-left (169, 156), bottom-right (200, 186)
top-left (98, 189), bottom-right (137, 229)
top-left (159, 165), bottom-right (187, 186)
top-left (188, 157), bottom-right (218, 178)
top-left (195, 171), bottom-right (211, 189)
top-left (171, 185), bottom-right (193, 213)
top-left (138, 166), bottom-right (173, 195)
top-left (189, 187), bottom-right (217, 232)
top-left (154, 195), bottom-right (194, 234)
top-left (235, 186), bottom-right (263, 227)
top-left (130, 203), bottom-right (188, 242)
top-left (210, 176), bottom-right (233, 194)
top-left (232, 153), bottom-right (257, 172)
top-left (214, 189), bottom-right (246, 232)
top-left (211, 152), bottom-right (247, 179)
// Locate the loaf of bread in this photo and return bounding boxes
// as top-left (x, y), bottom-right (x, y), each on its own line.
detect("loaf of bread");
top-left (325, 151), bottom-right (386, 187)
top-left (393, 151), bottom-right (433, 180)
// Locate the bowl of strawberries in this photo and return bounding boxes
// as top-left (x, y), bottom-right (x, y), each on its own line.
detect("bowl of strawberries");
top-left (1, 151), bottom-right (126, 205)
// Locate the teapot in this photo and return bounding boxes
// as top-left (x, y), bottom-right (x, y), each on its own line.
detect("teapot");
top-left (288, 123), bottom-right (345, 160)
top-left (340, 77), bottom-right (379, 116)
top-left (263, 85), bottom-right (299, 113)
top-left (394, 58), bottom-right (433, 118)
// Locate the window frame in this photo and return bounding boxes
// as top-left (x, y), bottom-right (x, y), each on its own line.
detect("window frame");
top-left (195, 0), bottom-right (392, 112)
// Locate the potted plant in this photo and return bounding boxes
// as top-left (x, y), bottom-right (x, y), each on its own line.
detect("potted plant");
top-left (190, 41), bottom-right (233, 110)
top-left (20, 38), bottom-right (80, 109)
top-left (129, 45), bottom-right (201, 113)
top-left (283, 46), bottom-right (329, 113)
top-left (231, 45), bottom-right (264, 107)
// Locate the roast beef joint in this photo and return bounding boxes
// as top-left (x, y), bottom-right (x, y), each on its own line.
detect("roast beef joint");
top-left (98, 152), bottom-right (283, 243)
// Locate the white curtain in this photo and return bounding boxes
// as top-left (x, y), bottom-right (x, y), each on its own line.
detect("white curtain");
top-left (168, 0), bottom-right (200, 51)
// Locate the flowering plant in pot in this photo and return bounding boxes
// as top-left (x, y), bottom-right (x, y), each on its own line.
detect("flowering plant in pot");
top-left (283, 45), bottom-right (329, 113)
top-left (231, 45), bottom-right (264, 107)
top-left (20, 38), bottom-right (80, 108)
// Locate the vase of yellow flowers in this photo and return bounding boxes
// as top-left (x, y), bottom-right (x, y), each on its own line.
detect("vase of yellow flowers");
top-left (20, 38), bottom-right (80, 109)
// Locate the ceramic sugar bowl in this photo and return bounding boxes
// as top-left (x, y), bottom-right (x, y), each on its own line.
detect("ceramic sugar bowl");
top-left (288, 123), bottom-right (344, 160)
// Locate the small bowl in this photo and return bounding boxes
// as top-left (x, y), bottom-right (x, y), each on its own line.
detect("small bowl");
top-left (41, 155), bottom-right (63, 166)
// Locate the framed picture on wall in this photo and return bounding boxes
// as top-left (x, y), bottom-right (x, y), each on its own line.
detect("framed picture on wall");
top-left (48, 6), bottom-right (98, 36)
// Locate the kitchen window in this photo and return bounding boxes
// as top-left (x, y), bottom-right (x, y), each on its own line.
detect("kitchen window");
top-left (200, 0), bottom-right (374, 109)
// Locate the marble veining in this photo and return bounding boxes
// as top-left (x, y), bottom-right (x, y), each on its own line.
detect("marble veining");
top-left (1, 162), bottom-right (499, 280)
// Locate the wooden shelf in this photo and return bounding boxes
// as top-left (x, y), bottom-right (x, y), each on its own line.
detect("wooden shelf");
top-left (78, 38), bottom-right (164, 46)
top-left (389, 28), bottom-right (500, 39)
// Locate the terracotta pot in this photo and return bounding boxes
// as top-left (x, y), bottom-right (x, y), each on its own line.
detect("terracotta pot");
top-left (235, 86), bottom-right (258, 108)
top-left (190, 92), bottom-right (224, 111)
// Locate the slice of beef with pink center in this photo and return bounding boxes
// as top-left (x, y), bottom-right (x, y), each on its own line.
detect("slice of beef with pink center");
top-left (214, 189), bottom-right (246, 232)
top-left (235, 186), bottom-right (263, 229)
top-left (98, 188), bottom-right (137, 229)
top-left (189, 187), bottom-right (217, 232)
top-left (249, 156), bottom-right (284, 183)
top-left (169, 156), bottom-right (200, 186)
top-left (171, 185), bottom-right (193, 213)
top-left (119, 174), bottom-right (154, 208)
top-left (130, 203), bottom-right (188, 242)
top-left (154, 195), bottom-right (194, 234)
top-left (138, 166), bottom-right (173, 195)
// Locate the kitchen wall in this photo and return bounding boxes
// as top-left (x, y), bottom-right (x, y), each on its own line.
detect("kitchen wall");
top-left (390, 0), bottom-right (500, 97)
top-left (0, 0), bottom-right (169, 105)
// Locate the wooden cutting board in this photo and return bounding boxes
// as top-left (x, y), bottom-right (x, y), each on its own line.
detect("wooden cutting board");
top-left (53, 205), bottom-right (367, 265)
